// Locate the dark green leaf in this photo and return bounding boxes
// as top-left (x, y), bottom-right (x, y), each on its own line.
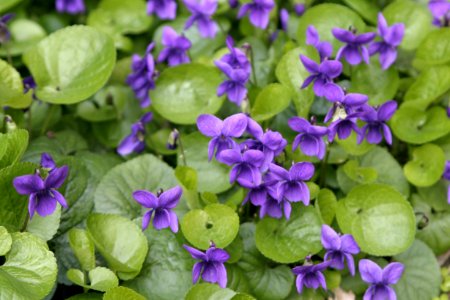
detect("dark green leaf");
top-left (251, 83), bottom-right (291, 121)
top-left (404, 144), bottom-right (446, 187)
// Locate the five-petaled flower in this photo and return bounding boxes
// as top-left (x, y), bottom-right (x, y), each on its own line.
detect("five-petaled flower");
top-left (13, 153), bottom-right (69, 219)
top-left (220, 36), bottom-right (251, 73)
top-left (117, 112), bottom-right (153, 156)
top-left (184, 0), bottom-right (219, 38)
top-left (288, 117), bottom-right (328, 159)
top-left (147, 0), bottom-right (177, 20)
top-left (332, 27), bottom-right (376, 65)
top-left (0, 13), bottom-right (14, 43)
top-left (158, 26), bottom-right (191, 66)
top-left (369, 13), bottom-right (405, 70)
top-left (184, 242), bottom-right (230, 288)
top-left (321, 225), bottom-right (360, 275)
top-left (237, 0), bottom-right (275, 29)
top-left (55, 0), bottom-right (85, 14)
top-left (197, 113), bottom-right (248, 160)
top-left (292, 260), bottom-right (332, 294)
top-left (357, 100), bottom-right (397, 145)
top-left (359, 259), bottom-right (404, 300)
top-left (133, 186), bottom-right (182, 232)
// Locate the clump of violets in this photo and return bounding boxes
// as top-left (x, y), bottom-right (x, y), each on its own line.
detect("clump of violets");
top-left (369, 13), bottom-right (405, 69)
top-left (184, 242), bottom-right (230, 288)
top-left (117, 112), bottom-right (153, 156)
top-left (428, 0), bottom-right (450, 27)
top-left (306, 25), bottom-right (332, 62)
top-left (0, 14), bottom-right (14, 44)
top-left (196, 113), bottom-right (248, 160)
top-left (158, 26), bottom-right (191, 66)
top-left (292, 260), bottom-right (331, 294)
top-left (13, 153), bottom-right (69, 219)
top-left (359, 259), bottom-right (404, 300)
top-left (288, 117), bottom-right (328, 159)
top-left (126, 43), bottom-right (157, 108)
top-left (184, 0), bottom-right (218, 38)
top-left (332, 27), bottom-right (376, 65)
top-left (357, 100), bottom-right (397, 145)
top-left (55, 0), bottom-right (85, 14)
top-left (147, 0), bottom-right (177, 20)
top-left (237, 0), bottom-right (275, 29)
top-left (133, 186), bottom-right (182, 232)
top-left (321, 225), bottom-right (360, 275)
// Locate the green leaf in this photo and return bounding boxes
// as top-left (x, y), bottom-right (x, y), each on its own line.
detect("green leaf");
top-left (0, 19), bottom-right (46, 56)
top-left (0, 128), bottom-right (29, 169)
top-left (238, 223), bottom-right (294, 300)
top-left (67, 268), bottom-right (85, 286)
top-left (403, 65), bottom-right (450, 109)
top-left (185, 283), bottom-right (256, 300)
top-left (342, 160), bottom-right (378, 184)
top-left (103, 287), bottom-right (146, 300)
top-left (315, 189), bottom-right (337, 225)
top-left (0, 59), bottom-right (33, 108)
top-left (349, 58), bottom-right (400, 106)
top-left (151, 63), bottom-right (224, 124)
top-left (179, 132), bottom-right (231, 194)
top-left (181, 203), bottom-right (239, 249)
top-left (404, 144), bottom-right (446, 187)
top-left (0, 162), bottom-right (38, 232)
top-left (94, 154), bottom-right (188, 219)
top-left (23, 25), bottom-right (116, 104)
top-left (417, 180), bottom-right (449, 212)
top-left (225, 235), bottom-right (244, 264)
top-left (251, 84), bottom-right (291, 121)
top-left (413, 28), bottom-right (450, 69)
top-left (0, 232), bottom-right (57, 299)
top-left (175, 165), bottom-right (198, 191)
top-left (26, 204), bottom-right (61, 241)
top-left (125, 227), bottom-right (194, 300)
top-left (255, 205), bottom-right (322, 263)
top-left (147, 128), bottom-right (178, 155)
top-left (0, 226), bottom-right (12, 256)
top-left (0, 0), bottom-right (24, 12)
top-left (68, 228), bottom-right (96, 272)
top-left (383, 0), bottom-right (432, 50)
top-left (335, 132), bottom-right (374, 156)
top-left (297, 4), bottom-right (365, 53)
top-left (67, 267), bottom-right (119, 292)
top-left (391, 106), bottom-right (450, 144)
top-left (393, 240), bottom-right (441, 300)
top-left (86, 213), bottom-right (148, 280)
top-left (341, 0), bottom-right (379, 23)
top-left (336, 184), bottom-right (416, 256)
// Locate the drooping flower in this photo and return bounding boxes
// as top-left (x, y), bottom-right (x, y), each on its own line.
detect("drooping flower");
top-left (41, 153), bottom-right (57, 170)
top-left (126, 43), bottom-right (157, 108)
top-left (184, 242), bottom-right (230, 288)
top-left (288, 117), bottom-right (328, 159)
top-left (184, 0), bottom-right (218, 38)
top-left (359, 259), bottom-right (404, 300)
top-left (117, 112), bottom-right (153, 156)
top-left (218, 148), bottom-right (265, 188)
top-left (0, 13), bottom-right (14, 43)
top-left (369, 13), bottom-right (405, 69)
top-left (332, 27), bottom-right (376, 65)
top-left (292, 261), bottom-right (332, 294)
top-left (197, 113), bottom-right (248, 160)
top-left (133, 186), bottom-right (181, 232)
top-left (428, 0), bottom-right (450, 27)
top-left (299, 55), bottom-right (343, 99)
top-left (294, 3), bottom-right (305, 16)
top-left (23, 76), bottom-right (36, 95)
top-left (147, 0), bottom-right (177, 20)
top-left (13, 154), bottom-right (69, 219)
top-left (306, 25), bottom-right (332, 62)
top-left (158, 26), bottom-right (191, 66)
top-left (215, 60), bottom-right (250, 105)
top-left (442, 161), bottom-right (450, 204)
top-left (357, 100), bottom-right (397, 145)
top-left (321, 225), bottom-right (360, 275)
top-left (280, 9), bottom-right (289, 32)
top-left (269, 162), bottom-right (314, 208)
top-left (237, 0), bottom-right (275, 29)
top-left (55, 0), bottom-right (85, 14)
top-left (219, 36), bottom-right (251, 73)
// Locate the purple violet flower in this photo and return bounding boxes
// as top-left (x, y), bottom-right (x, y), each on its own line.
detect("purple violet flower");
top-left (126, 43), bottom-right (156, 108)
top-left (0, 14), bottom-right (14, 43)
top-left (369, 13), bottom-right (405, 70)
top-left (292, 261), bottom-right (332, 294)
top-left (218, 148), bottom-right (265, 188)
top-left (117, 112), bottom-right (153, 156)
top-left (429, 0), bottom-right (450, 27)
top-left (299, 55), bottom-right (343, 100)
top-left (288, 117), bottom-right (328, 159)
top-left (237, 0), bottom-right (275, 29)
top-left (359, 259), bottom-right (404, 300)
top-left (13, 153), bottom-right (69, 219)
top-left (306, 25), bottom-right (332, 62)
top-left (294, 3), bottom-right (305, 16)
top-left (184, 243), bottom-right (230, 288)
top-left (332, 27), bottom-right (376, 65)
top-left (357, 100), bottom-right (397, 145)
top-left (321, 225), bottom-right (360, 275)
top-left (215, 60), bottom-right (250, 105)
top-left (133, 186), bottom-right (181, 232)
top-left (147, 0), bottom-right (177, 20)
top-left (442, 161), bottom-right (450, 203)
top-left (184, 0), bottom-right (218, 38)
top-left (158, 26), bottom-right (191, 66)
top-left (259, 190), bottom-right (285, 219)
top-left (280, 9), bottom-right (289, 32)
top-left (229, 0), bottom-right (239, 8)
top-left (23, 76), bottom-right (36, 94)
top-left (41, 153), bottom-right (57, 170)
top-left (220, 36), bottom-right (252, 73)
top-left (243, 180), bottom-right (272, 207)
top-left (55, 0), bottom-right (85, 14)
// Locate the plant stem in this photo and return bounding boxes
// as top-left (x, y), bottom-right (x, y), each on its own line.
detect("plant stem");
top-left (178, 134), bottom-right (187, 166)
top-left (319, 147), bottom-right (330, 188)
top-left (21, 215), bottom-right (29, 232)
top-left (249, 46), bottom-right (258, 87)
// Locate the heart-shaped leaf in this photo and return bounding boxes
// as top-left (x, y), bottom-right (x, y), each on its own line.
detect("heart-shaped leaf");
top-left (404, 144), bottom-right (446, 187)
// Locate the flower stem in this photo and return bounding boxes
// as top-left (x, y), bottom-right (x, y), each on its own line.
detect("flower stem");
top-left (21, 215), bottom-right (29, 232)
top-left (178, 134), bottom-right (187, 166)
top-left (319, 147), bottom-right (330, 188)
